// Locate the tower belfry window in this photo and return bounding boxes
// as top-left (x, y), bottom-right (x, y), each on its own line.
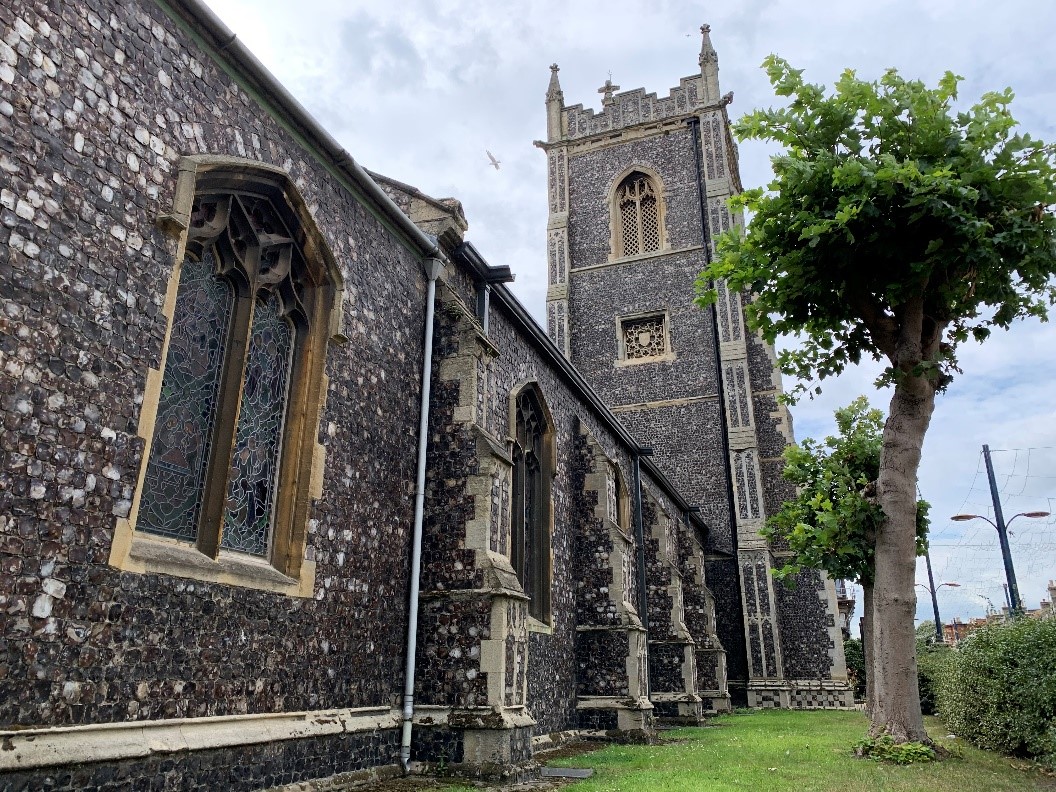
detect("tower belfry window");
top-left (615, 172), bottom-right (662, 257)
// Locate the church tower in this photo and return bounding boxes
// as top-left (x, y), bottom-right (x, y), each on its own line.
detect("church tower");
top-left (539, 26), bottom-right (853, 708)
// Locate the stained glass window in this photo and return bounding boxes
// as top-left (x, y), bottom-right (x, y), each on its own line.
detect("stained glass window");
top-left (139, 253), bottom-right (232, 541)
top-left (222, 294), bottom-right (294, 556)
top-left (616, 172), bottom-right (661, 257)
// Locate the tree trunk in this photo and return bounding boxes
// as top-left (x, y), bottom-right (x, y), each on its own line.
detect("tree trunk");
top-left (869, 374), bottom-right (934, 742)
top-left (861, 581), bottom-right (875, 719)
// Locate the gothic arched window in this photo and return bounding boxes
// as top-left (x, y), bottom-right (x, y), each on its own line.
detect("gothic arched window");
top-left (511, 386), bottom-right (553, 623)
top-left (135, 167), bottom-right (338, 579)
top-left (605, 462), bottom-right (634, 606)
top-left (614, 171), bottom-right (663, 257)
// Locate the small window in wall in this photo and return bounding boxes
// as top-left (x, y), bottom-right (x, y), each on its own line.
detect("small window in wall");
top-left (511, 386), bottom-right (553, 623)
top-left (614, 171), bottom-right (663, 257)
top-left (618, 313), bottom-right (670, 363)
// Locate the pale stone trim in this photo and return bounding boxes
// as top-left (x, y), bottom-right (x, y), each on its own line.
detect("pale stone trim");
top-left (568, 243), bottom-right (704, 273)
top-left (526, 615), bottom-right (553, 635)
top-left (609, 393), bottom-right (719, 413)
top-left (0, 707), bottom-right (397, 772)
top-left (108, 530), bottom-right (316, 598)
top-left (649, 692), bottom-right (703, 703)
top-left (546, 283), bottom-right (568, 301)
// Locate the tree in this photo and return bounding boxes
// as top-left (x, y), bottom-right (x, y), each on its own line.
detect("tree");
top-left (698, 58), bottom-right (1056, 742)
top-left (763, 396), bottom-right (927, 718)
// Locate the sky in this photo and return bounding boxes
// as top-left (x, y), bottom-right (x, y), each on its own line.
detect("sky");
top-left (203, 0), bottom-right (1056, 628)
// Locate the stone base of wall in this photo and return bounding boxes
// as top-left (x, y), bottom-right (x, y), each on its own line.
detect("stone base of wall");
top-left (746, 682), bottom-right (791, 709)
top-left (745, 680), bottom-right (855, 710)
top-left (0, 729), bottom-right (401, 792)
top-left (650, 692), bottom-right (703, 724)
top-left (699, 691), bottom-right (732, 714)
top-left (412, 708), bottom-right (537, 780)
top-left (576, 696), bottom-right (654, 736)
top-left (788, 682), bottom-right (855, 710)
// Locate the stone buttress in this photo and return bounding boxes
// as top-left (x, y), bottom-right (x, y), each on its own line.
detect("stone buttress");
top-left (571, 428), bottom-right (652, 733)
top-left (414, 283), bottom-right (535, 773)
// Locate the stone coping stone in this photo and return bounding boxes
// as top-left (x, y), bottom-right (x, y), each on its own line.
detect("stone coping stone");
top-left (540, 768), bottom-right (594, 779)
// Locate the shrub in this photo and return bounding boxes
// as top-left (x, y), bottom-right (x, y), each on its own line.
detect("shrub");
top-left (854, 735), bottom-right (936, 764)
top-left (938, 616), bottom-right (1056, 767)
top-left (916, 642), bottom-right (954, 716)
top-left (843, 637), bottom-right (866, 700)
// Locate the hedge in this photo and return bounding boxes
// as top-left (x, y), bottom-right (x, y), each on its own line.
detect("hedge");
top-left (937, 616), bottom-right (1056, 767)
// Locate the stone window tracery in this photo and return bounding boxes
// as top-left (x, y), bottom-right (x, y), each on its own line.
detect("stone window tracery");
top-left (621, 314), bottom-right (668, 361)
top-left (511, 386), bottom-right (553, 623)
top-left (614, 171), bottom-right (663, 257)
top-left (135, 169), bottom-right (338, 579)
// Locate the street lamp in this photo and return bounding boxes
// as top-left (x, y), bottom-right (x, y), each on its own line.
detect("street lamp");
top-left (950, 510), bottom-right (1050, 613)
top-left (916, 578), bottom-right (960, 643)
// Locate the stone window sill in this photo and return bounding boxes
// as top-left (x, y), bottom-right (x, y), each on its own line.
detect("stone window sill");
top-left (108, 519), bottom-right (316, 598)
top-left (527, 615), bottom-right (553, 635)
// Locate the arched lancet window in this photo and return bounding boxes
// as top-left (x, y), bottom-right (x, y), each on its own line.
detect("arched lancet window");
top-left (614, 171), bottom-right (663, 257)
top-left (605, 462), bottom-right (634, 606)
top-left (137, 170), bottom-right (337, 574)
top-left (511, 386), bottom-right (553, 622)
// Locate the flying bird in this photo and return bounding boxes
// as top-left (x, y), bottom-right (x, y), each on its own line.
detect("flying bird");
top-left (486, 150), bottom-right (501, 170)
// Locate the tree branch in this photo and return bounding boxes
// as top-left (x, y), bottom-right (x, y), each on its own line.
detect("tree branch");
top-left (847, 289), bottom-right (899, 362)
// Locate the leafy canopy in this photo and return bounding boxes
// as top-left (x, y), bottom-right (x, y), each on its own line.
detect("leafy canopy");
top-left (697, 57), bottom-right (1056, 397)
top-left (764, 397), bottom-right (928, 584)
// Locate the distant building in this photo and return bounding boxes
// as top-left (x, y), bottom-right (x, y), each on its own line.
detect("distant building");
top-left (835, 581), bottom-right (856, 641)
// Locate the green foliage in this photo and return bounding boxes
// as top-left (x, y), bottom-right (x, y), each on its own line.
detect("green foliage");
top-left (937, 617), bottom-right (1056, 767)
top-left (853, 735), bottom-right (936, 764)
top-left (763, 397), bottom-right (928, 583)
top-left (843, 637), bottom-right (866, 700)
top-left (696, 57), bottom-right (1056, 398)
top-left (916, 641), bottom-right (955, 716)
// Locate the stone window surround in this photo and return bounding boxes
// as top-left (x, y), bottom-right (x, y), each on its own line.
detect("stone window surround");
top-left (107, 156), bottom-right (345, 598)
top-left (607, 165), bottom-right (668, 262)
top-left (615, 309), bottom-right (675, 367)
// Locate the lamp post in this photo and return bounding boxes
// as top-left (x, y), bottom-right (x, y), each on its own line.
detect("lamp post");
top-left (950, 510), bottom-right (1050, 614)
top-left (916, 571), bottom-right (960, 644)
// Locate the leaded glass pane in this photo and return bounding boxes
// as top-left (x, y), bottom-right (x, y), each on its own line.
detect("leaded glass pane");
top-left (640, 192), bottom-right (659, 252)
top-left (139, 253), bottom-right (232, 541)
top-left (222, 293), bottom-right (293, 556)
top-left (620, 195), bottom-right (640, 256)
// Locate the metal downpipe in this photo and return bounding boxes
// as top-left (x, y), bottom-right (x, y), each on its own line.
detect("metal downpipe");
top-left (401, 257), bottom-right (444, 773)
top-left (632, 450), bottom-right (651, 699)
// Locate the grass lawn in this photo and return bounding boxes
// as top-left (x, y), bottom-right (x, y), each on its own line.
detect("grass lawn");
top-left (531, 709), bottom-right (1056, 792)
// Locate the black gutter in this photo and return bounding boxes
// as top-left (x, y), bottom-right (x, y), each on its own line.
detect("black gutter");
top-left (632, 451), bottom-right (652, 654)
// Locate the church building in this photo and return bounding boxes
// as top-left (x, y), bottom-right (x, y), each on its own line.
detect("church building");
top-left (0, 1), bottom-right (850, 789)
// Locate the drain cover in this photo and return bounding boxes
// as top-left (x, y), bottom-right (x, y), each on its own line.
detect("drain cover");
top-left (541, 767), bottom-right (594, 779)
